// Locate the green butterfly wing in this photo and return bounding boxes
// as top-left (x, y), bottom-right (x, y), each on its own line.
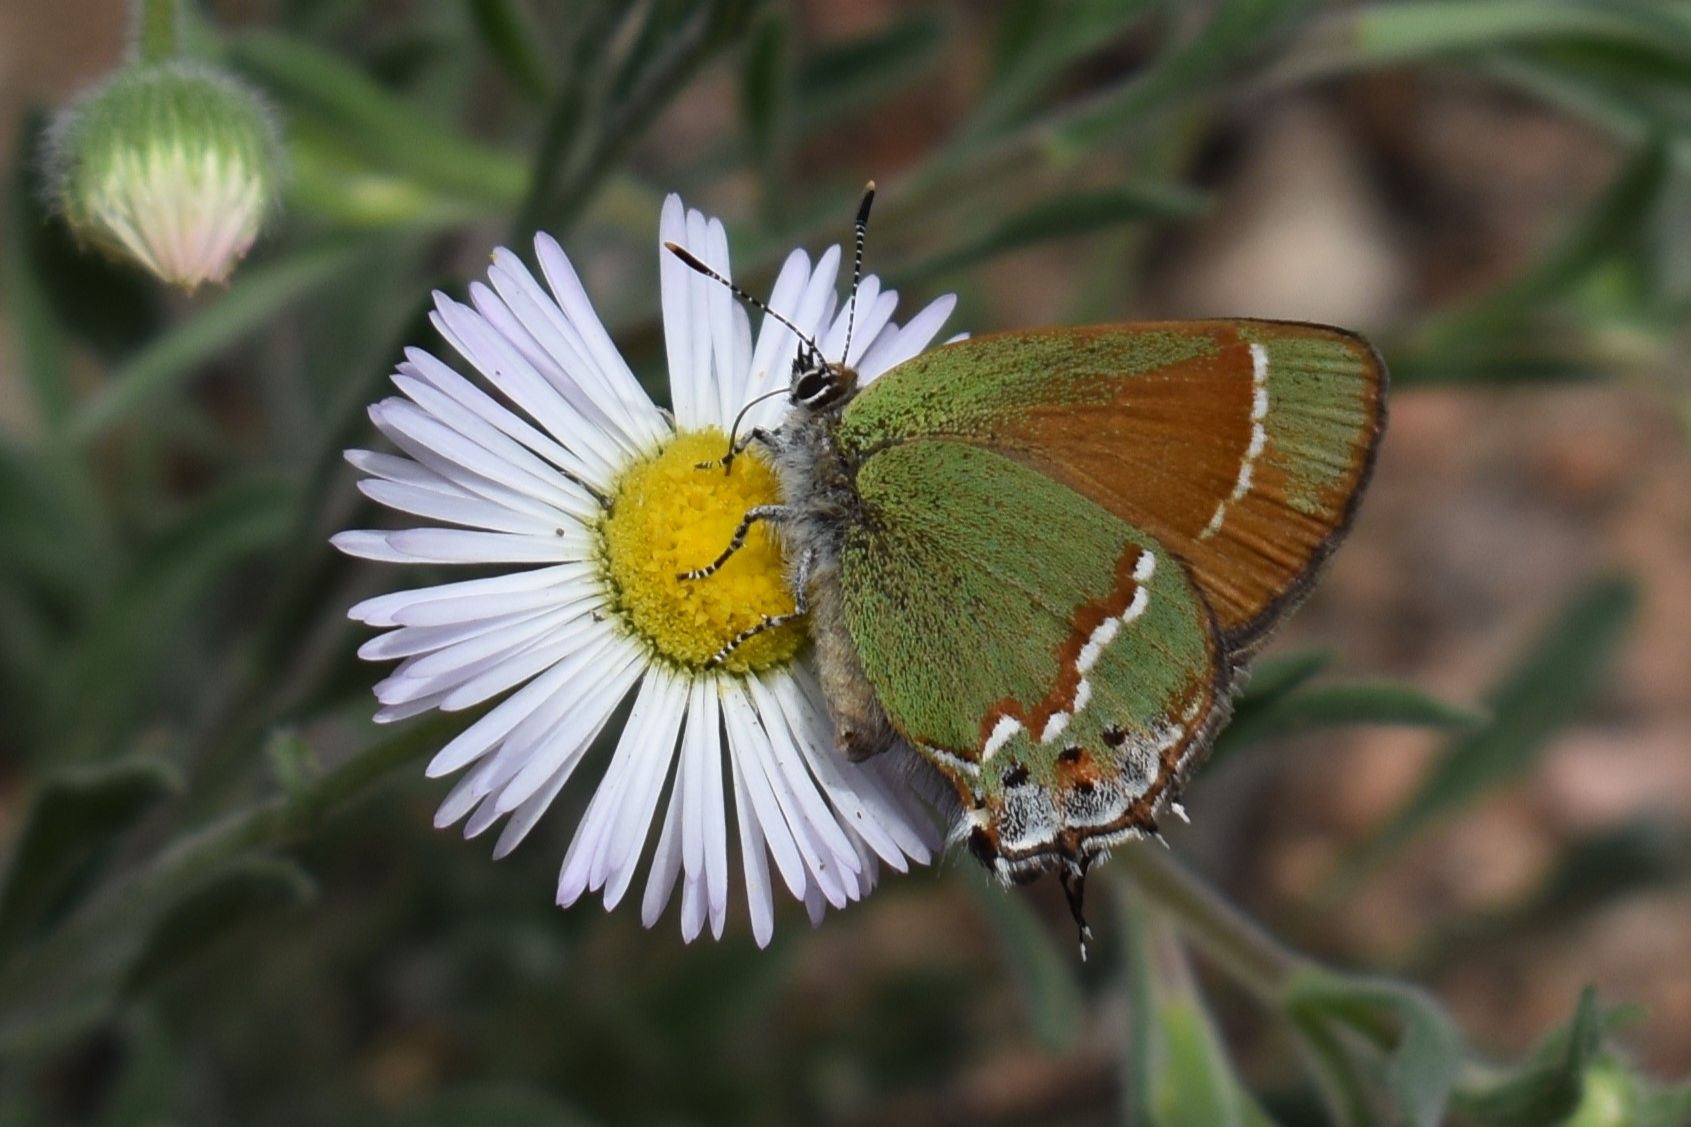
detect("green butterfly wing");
top-left (838, 439), bottom-right (1230, 867)
top-left (840, 321), bottom-right (1385, 654)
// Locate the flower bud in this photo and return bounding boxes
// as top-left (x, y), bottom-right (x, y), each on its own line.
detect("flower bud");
top-left (48, 61), bottom-right (282, 291)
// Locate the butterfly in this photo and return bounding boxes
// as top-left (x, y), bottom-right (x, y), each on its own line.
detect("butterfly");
top-left (667, 184), bottom-right (1386, 953)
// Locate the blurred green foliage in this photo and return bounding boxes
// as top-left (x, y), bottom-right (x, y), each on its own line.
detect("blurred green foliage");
top-left (2, 1), bottom-right (1689, 1124)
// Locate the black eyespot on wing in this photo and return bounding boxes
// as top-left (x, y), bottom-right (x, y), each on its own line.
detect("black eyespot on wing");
top-left (1057, 746), bottom-right (1084, 765)
top-left (1102, 727), bottom-right (1128, 749)
top-left (1002, 762), bottom-right (1030, 788)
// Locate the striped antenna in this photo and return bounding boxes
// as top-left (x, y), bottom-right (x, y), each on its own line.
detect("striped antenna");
top-left (663, 242), bottom-right (825, 364)
top-left (841, 180), bottom-right (876, 365)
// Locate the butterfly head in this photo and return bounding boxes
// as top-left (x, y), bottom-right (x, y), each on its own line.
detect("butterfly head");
top-left (788, 350), bottom-right (857, 413)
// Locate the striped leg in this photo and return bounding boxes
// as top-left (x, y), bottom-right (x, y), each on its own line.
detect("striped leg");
top-left (678, 505), bottom-right (788, 581)
top-left (705, 547), bottom-right (814, 667)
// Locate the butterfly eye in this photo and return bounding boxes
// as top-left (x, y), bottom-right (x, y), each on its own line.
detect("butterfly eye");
top-left (791, 369), bottom-right (828, 403)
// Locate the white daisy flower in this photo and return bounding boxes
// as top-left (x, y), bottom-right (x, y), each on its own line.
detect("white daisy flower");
top-left (333, 195), bottom-right (959, 945)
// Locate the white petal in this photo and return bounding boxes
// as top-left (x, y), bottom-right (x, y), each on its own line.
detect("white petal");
top-left (490, 638), bottom-right (646, 812)
top-left (348, 563), bottom-right (590, 627)
top-left (398, 353), bottom-right (606, 511)
top-left (598, 672), bottom-right (690, 908)
top-left (358, 479), bottom-right (557, 535)
top-left (358, 605), bottom-right (562, 661)
top-left (533, 233), bottom-right (669, 447)
top-left (745, 675), bottom-right (863, 876)
top-left (430, 297), bottom-right (625, 486)
top-left (476, 265), bottom-right (652, 456)
top-left (381, 527), bottom-right (588, 565)
top-left (370, 396), bottom-right (589, 520)
top-left (720, 680), bottom-right (808, 903)
top-left (727, 722), bottom-right (777, 948)
top-left (640, 777), bottom-right (686, 927)
top-left (659, 194), bottom-right (707, 427)
top-left (858, 293), bottom-right (958, 382)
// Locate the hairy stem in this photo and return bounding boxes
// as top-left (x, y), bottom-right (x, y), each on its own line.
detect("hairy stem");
top-left (1110, 842), bottom-right (1307, 1000)
top-left (136, 0), bottom-right (181, 63)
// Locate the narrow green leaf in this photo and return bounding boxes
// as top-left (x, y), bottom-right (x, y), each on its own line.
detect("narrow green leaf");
top-left (121, 857), bottom-right (315, 997)
top-left (1353, 577), bottom-right (1637, 868)
top-left (1254, 682), bottom-right (1484, 734)
top-left (792, 13), bottom-right (949, 133)
top-left (1286, 971), bottom-right (1464, 1127)
top-left (42, 476), bottom-right (298, 761)
top-left (1417, 135), bottom-right (1672, 348)
top-left (741, 11), bottom-right (791, 198)
top-left (70, 242), bottom-right (367, 443)
top-left (5, 123), bottom-right (72, 432)
top-left (1280, 1), bottom-right (1691, 81)
top-left (1212, 675), bottom-right (1478, 771)
top-left (1207, 649), bottom-right (1333, 766)
top-left (1121, 900), bottom-right (1273, 1126)
top-left (1054, 0), bottom-right (1317, 152)
top-left (0, 759), bottom-right (182, 960)
top-left (963, 0), bottom-right (1157, 141)
top-left (227, 30), bottom-right (527, 204)
top-left (467, 0), bottom-right (551, 100)
top-left (903, 184), bottom-right (1209, 283)
top-left (969, 878), bottom-right (1084, 1050)
top-left (1453, 988), bottom-right (1603, 1125)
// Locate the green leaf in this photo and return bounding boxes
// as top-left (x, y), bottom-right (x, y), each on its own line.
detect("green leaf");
top-left (1279, 1), bottom-right (1691, 81)
top-left (792, 12), bottom-right (949, 134)
top-left (969, 878), bottom-right (1085, 1050)
top-left (1286, 971), bottom-right (1464, 1127)
top-left (1208, 649), bottom-right (1333, 766)
top-left (1054, 0), bottom-right (1318, 153)
top-left (121, 856), bottom-right (315, 997)
top-left (1212, 674), bottom-right (1479, 772)
top-left (1254, 682), bottom-right (1484, 734)
top-left (1121, 902), bottom-right (1274, 1126)
top-left (0, 759), bottom-right (182, 961)
top-left (1415, 134), bottom-right (1672, 350)
top-left (70, 242), bottom-right (369, 444)
top-left (963, 0), bottom-right (1157, 141)
top-left (40, 476), bottom-right (298, 762)
top-left (901, 184), bottom-right (1209, 283)
top-left (1344, 577), bottom-right (1637, 878)
top-left (741, 11), bottom-right (791, 199)
top-left (1453, 988), bottom-right (1603, 1125)
top-left (227, 30), bottom-right (528, 204)
top-left (467, 0), bottom-right (551, 100)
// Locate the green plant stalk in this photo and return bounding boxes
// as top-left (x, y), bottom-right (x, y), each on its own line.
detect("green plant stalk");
top-left (1110, 845), bottom-right (1305, 1001)
top-left (136, 0), bottom-right (182, 63)
top-left (0, 713), bottom-right (454, 1046)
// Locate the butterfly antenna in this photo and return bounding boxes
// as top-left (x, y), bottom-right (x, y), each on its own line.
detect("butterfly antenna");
top-left (664, 242), bottom-right (825, 364)
top-left (707, 386), bottom-right (790, 472)
top-left (841, 180), bottom-right (875, 365)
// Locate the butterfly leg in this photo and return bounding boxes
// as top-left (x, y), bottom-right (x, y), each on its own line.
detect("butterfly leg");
top-left (1059, 857), bottom-right (1095, 962)
top-left (678, 504), bottom-right (789, 581)
top-left (696, 427), bottom-right (778, 474)
top-left (705, 546), bottom-right (814, 668)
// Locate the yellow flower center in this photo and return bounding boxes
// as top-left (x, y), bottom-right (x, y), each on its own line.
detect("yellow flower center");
top-left (598, 429), bottom-right (805, 673)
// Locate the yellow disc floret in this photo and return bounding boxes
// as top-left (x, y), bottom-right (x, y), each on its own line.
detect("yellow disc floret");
top-left (599, 429), bottom-right (805, 673)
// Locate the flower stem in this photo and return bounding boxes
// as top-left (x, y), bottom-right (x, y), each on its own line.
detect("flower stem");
top-left (136, 0), bottom-right (182, 63)
top-left (1109, 842), bottom-right (1308, 1001)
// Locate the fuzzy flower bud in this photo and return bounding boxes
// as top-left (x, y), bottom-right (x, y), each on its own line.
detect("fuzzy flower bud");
top-left (48, 61), bottom-right (281, 291)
